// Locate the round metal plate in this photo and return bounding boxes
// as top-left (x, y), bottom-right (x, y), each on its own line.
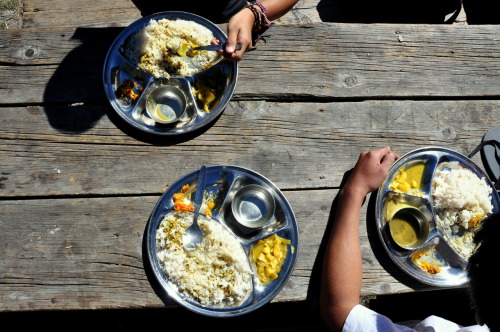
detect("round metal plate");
top-left (375, 147), bottom-right (500, 286)
top-left (102, 12), bottom-right (238, 135)
top-left (145, 165), bottom-right (299, 316)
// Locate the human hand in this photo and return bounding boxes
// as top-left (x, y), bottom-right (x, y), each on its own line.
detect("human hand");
top-left (224, 7), bottom-right (255, 61)
top-left (344, 147), bottom-right (399, 199)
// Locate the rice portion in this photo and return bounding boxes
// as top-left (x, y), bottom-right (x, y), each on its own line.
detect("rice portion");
top-left (431, 162), bottom-right (493, 259)
top-left (156, 211), bottom-right (252, 306)
top-left (125, 18), bottom-right (219, 78)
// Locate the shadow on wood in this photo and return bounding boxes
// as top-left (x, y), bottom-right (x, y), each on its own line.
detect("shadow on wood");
top-left (316, 0), bottom-right (462, 23)
top-left (42, 27), bottom-right (124, 133)
top-left (130, 0), bottom-right (236, 23)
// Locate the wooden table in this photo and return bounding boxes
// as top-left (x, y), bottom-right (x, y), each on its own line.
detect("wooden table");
top-left (1, 0), bottom-right (499, 315)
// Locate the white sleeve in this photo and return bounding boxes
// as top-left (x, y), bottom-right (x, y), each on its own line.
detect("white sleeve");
top-left (343, 304), bottom-right (489, 332)
top-left (343, 304), bottom-right (416, 332)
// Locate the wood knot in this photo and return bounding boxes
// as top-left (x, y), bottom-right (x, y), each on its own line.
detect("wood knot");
top-left (25, 48), bottom-right (35, 57)
top-left (14, 46), bottom-right (41, 61)
top-left (344, 76), bottom-right (357, 87)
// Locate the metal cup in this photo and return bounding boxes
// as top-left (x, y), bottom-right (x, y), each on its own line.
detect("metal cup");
top-left (146, 85), bottom-right (187, 124)
top-left (231, 184), bottom-right (275, 232)
top-left (389, 207), bottom-right (430, 250)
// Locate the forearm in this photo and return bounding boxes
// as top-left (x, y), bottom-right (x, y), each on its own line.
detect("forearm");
top-left (320, 148), bottom-right (397, 331)
top-left (320, 187), bottom-right (366, 331)
top-left (256, 0), bottom-right (298, 21)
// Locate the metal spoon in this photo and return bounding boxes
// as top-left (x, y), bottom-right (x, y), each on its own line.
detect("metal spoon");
top-left (188, 43), bottom-right (242, 54)
top-left (183, 165), bottom-right (207, 252)
top-left (183, 44), bottom-right (242, 72)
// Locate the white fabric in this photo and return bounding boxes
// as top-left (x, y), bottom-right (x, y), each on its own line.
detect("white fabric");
top-left (343, 304), bottom-right (489, 332)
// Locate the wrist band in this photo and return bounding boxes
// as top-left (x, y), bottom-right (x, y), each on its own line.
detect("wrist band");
top-left (246, 1), bottom-right (275, 45)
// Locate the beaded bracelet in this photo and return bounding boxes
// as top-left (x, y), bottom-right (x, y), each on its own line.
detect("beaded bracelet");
top-left (246, 1), bottom-right (275, 45)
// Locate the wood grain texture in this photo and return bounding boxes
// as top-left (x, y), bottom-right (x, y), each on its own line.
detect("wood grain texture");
top-left (21, 0), bottom-right (314, 28)
top-left (21, 0), bottom-right (464, 28)
top-left (2, 24), bottom-right (500, 105)
top-left (2, 0), bottom-right (498, 314)
top-left (0, 100), bottom-right (494, 198)
top-left (0, 189), bottom-right (431, 311)
top-left (22, 0), bottom-right (142, 28)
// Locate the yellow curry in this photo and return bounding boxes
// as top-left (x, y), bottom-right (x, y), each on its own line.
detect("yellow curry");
top-left (389, 164), bottom-right (425, 195)
top-left (252, 234), bottom-right (291, 284)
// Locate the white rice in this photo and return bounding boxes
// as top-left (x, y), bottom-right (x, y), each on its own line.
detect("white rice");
top-left (431, 162), bottom-right (493, 259)
top-left (125, 18), bottom-right (219, 78)
top-left (156, 211), bottom-right (252, 306)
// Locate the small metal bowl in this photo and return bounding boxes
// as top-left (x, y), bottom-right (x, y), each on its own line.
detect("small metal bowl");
top-left (231, 184), bottom-right (275, 231)
top-left (389, 207), bottom-right (430, 250)
top-left (146, 85), bottom-right (187, 124)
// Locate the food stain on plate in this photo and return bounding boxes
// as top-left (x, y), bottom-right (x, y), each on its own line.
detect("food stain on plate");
top-left (411, 246), bottom-right (443, 274)
top-left (173, 183), bottom-right (216, 216)
top-left (192, 68), bottom-right (227, 112)
top-left (384, 198), bottom-right (414, 221)
top-left (115, 78), bottom-right (144, 103)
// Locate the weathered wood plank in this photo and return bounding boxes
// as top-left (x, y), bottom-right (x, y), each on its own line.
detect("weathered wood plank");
top-left (2, 24), bottom-right (500, 104)
top-left (21, 0), bottom-right (464, 28)
top-left (0, 100), bottom-right (495, 198)
top-left (22, 0), bottom-right (142, 28)
top-left (21, 0), bottom-right (317, 29)
top-left (0, 189), bottom-right (429, 312)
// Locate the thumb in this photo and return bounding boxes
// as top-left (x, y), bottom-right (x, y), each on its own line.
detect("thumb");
top-left (226, 30), bottom-right (239, 54)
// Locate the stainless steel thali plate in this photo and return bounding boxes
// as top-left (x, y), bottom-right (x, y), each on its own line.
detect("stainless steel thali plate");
top-left (102, 11), bottom-right (237, 135)
top-left (375, 147), bottom-right (500, 286)
top-left (145, 165), bottom-right (299, 316)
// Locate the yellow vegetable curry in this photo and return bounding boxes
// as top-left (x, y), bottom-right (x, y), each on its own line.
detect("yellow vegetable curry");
top-left (251, 234), bottom-right (291, 284)
top-left (389, 164), bottom-right (425, 196)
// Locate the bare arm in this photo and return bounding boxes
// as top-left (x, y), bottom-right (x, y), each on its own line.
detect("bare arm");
top-left (259, 0), bottom-right (299, 20)
top-left (320, 148), bottom-right (398, 331)
top-left (225, 0), bottom-right (298, 60)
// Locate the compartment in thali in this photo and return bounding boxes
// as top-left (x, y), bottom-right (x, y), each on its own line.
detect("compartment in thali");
top-left (429, 155), bottom-right (497, 263)
top-left (406, 236), bottom-right (468, 283)
top-left (118, 16), bottom-right (224, 81)
top-left (166, 168), bottom-right (234, 219)
top-left (153, 209), bottom-right (256, 311)
top-left (191, 65), bottom-right (232, 114)
top-left (243, 229), bottom-right (296, 293)
top-left (199, 169), bottom-right (234, 219)
top-left (220, 176), bottom-right (286, 239)
top-left (112, 60), bottom-right (152, 109)
top-left (387, 156), bottom-right (437, 198)
top-left (136, 78), bottom-right (198, 128)
top-left (381, 191), bottom-right (436, 255)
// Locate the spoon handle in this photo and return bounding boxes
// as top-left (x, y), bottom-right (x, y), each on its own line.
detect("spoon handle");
top-left (192, 165), bottom-right (207, 219)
